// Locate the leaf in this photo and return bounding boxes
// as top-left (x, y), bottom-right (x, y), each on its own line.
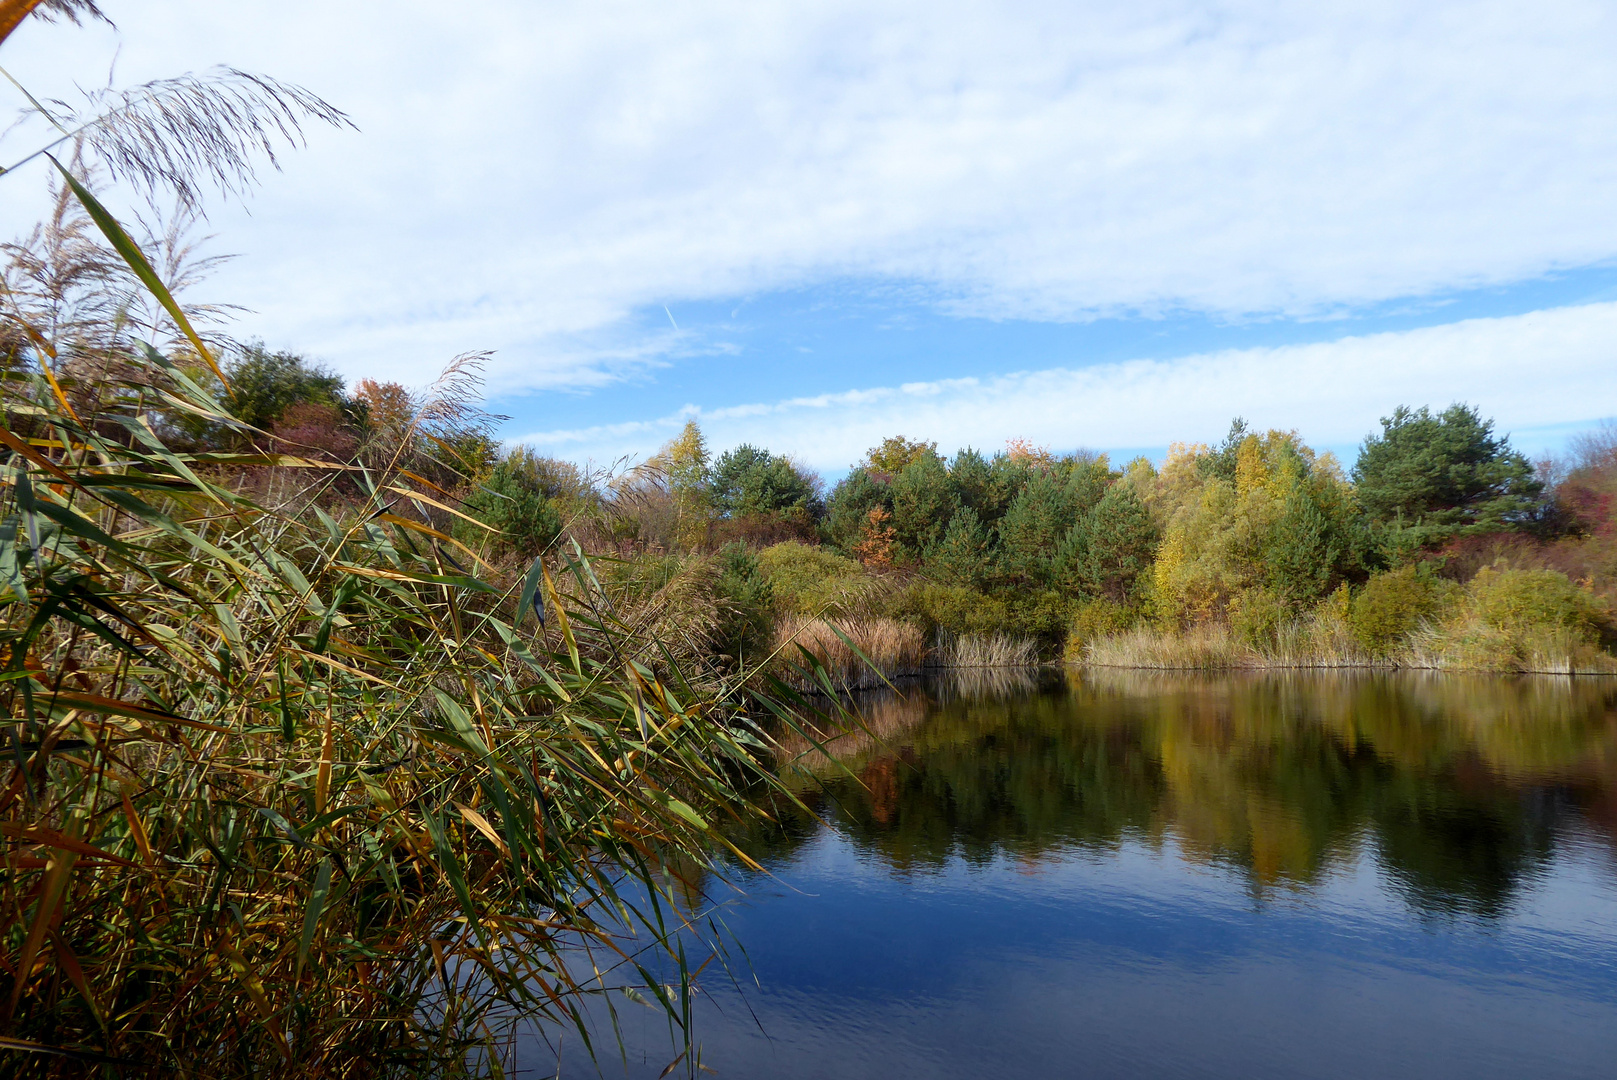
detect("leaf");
top-left (48, 157), bottom-right (226, 384)
top-left (6, 812), bottom-right (81, 1019)
top-left (46, 692), bottom-right (228, 733)
top-left (517, 554), bottom-right (546, 628)
top-left (295, 858), bottom-right (333, 983)
top-left (455, 802), bottom-right (510, 858)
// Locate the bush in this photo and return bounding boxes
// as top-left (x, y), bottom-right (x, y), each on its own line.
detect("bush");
top-left (1465, 566), bottom-right (1606, 638)
top-left (459, 452), bottom-right (565, 557)
top-left (714, 543), bottom-right (774, 666)
top-left (1229, 586), bottom-right (1286, 649)
top-left (886, 582), bottom-right (1011, 640)
top-left (1414, 567), bottom-right (1613, 672)
top-left (887, 582), bottom-right (1073, 655)
top-left (1350, 566), bottom-right (1454, 655)
top-left (756, 540), bottom-right (874, 614)
top-left (1062, 598), bottom-right (1136, 661)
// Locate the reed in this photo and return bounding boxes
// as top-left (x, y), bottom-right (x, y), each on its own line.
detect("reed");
top-left (935, 632), bottom-right (1040, 669)
top-left (0, 196), bottom-right (803, 1079)
top-left (772, 615), bottom-right (926, 691)
top-left (1082, 625), bottom-right (1250, 670)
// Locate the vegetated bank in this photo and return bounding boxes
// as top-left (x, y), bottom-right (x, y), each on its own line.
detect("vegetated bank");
top-left (416, 410), bottom-right (1616, 681)
top-left (145, 334), bottom-right (1615, 683)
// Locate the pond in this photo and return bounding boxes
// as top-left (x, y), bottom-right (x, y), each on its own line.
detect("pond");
top-left (522, 670), bottom-right (1617, 1079)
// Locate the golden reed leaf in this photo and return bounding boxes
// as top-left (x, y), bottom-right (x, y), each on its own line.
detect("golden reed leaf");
top-left (0, 0), bottom-right (47, 47)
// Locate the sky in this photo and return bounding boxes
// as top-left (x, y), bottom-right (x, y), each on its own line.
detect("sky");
top-left (2, 1), bottom-right (1615, 476)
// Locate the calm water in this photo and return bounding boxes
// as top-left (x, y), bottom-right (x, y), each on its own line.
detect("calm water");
top-left (524, 670), bottom-right (1617, 1079)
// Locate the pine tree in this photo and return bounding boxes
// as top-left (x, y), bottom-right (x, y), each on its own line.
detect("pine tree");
top-left (929, 506), bottom-right (993, 588)
top-left (1264, 482), bottom-right (1339, 608)
top-left (1068, 484), bottom-right (1158, 602)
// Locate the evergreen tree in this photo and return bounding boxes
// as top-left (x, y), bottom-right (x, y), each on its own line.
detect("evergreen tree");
top-left (998, 472), bottom-right (1078, 587)
top-left (710, 444), bottom-right (818, 518)
top-left (823, 468), bottom-right (890, 554)
top-left (890, 454), bottom-right (958, 557)
top-left (1263, 482), bottom-right (1339, 608)
top-left (929, 506), bottom-right (993, 589)
top-left (1066, 484), bottom-right (1159, 602)
top-left (1353, 404), bottom-right (1542, 547)
top-left (460, 453), bottom-right (565, 558)
top-left (947, 447), bottom-right (998, 518)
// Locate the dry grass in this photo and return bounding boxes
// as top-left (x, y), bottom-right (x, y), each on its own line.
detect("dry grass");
top-left (936, 632), bottom-right (1040, 668)
top-left (1408, 619), bottom-right (1617, 675)
top-left (1083, 625), bottom-right (1251, 669)
top-left (1081, 620), bottom-right (1617, 674)
top-left (772, 615), bottom-right (927, 690)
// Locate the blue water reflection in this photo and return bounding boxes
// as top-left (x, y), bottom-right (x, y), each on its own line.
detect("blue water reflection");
top-left (522, 671), bottom-right (1617, 1079)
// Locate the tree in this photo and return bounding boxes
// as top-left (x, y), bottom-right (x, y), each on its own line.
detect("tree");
top-left (889, 454), bottom-right (958, 557)
top-left (1066, 484), bottom-right (1158, 603)
top-left (710, 444), bottom-right (818, 518)
top-left (1353, 404), bottom-right (1542, 548)
top-left (947, 447), bottom-right (999, 518)
top-left (998, 472), bottom-right (1079, 587)
top-left (823, 467), bottom-right (890, 554)
top-left (660, 420), bottom-right (711, 549)
top-left (1263, 482), bottom-right (1339, 608)
top-left (863, 435), bottom-right (939, 475)
top-left (459, 451), bottom-right (565, 557)
top-left (226, 343), bottom-right (347, 433)
top-left (929, 506), bottom-right (993, 589)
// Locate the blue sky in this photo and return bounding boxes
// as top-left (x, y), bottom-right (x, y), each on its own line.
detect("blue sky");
top-left (4, 1), bottom-right (1616, 477)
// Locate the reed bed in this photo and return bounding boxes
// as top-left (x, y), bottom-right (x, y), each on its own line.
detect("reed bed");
top-left (1082, 626), bottom-right (1251, 670)
top-left (1081, 621), bottom-right (1615, 674)
top-left (0, 343), bottom-right (803, 1074)
top-left (935, 632), bottom-right (1040, 669)
top-left (771, 616), bottom-right (926, 691)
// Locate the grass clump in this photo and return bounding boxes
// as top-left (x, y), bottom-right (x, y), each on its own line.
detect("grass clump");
top-left (772, 616), bottom-right (927, 690)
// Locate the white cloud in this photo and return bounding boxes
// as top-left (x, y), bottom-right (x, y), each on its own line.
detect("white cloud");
top-left (3, 1), bottom-right (1617, 391)
top-left (512, 302), bottom-right (1617, 472)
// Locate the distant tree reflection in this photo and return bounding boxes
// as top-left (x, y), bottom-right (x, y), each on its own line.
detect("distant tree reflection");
top-left (748, 672), bottom-right (1617, 917)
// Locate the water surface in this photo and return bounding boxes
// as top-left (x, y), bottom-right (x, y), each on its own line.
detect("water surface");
top-left (526, 670), bottom-right (1617, 1079)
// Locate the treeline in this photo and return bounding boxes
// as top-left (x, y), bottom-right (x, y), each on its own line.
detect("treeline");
top-left (111, 325), bottom-right (1617, 675)
top-left (484, 406), bottom-right (1612, 675)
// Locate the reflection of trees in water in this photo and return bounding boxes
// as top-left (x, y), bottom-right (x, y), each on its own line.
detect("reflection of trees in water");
top-left (749, 672), bottom-right (1617, 915)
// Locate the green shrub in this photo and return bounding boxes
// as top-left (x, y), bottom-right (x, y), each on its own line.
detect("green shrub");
top-left (1465, 567), bottom-right (1606, 639)
top-left (459, 452), bottom-right (566, 557)
top-left (1063, 598), bottom-right (1137, 661)
top-left (1349, 566), bottom-right (1454, 655)
top-left (714, 542), bottom-right (774, 665)
top-left (887, 583), bottom-right (1073, 655)
top-left (885, 582), bottom-right (1011, 640)
top-left (756, 540), bottom-right (872, 614)
top-left (1228, 586), bottom-right (1286, 649)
